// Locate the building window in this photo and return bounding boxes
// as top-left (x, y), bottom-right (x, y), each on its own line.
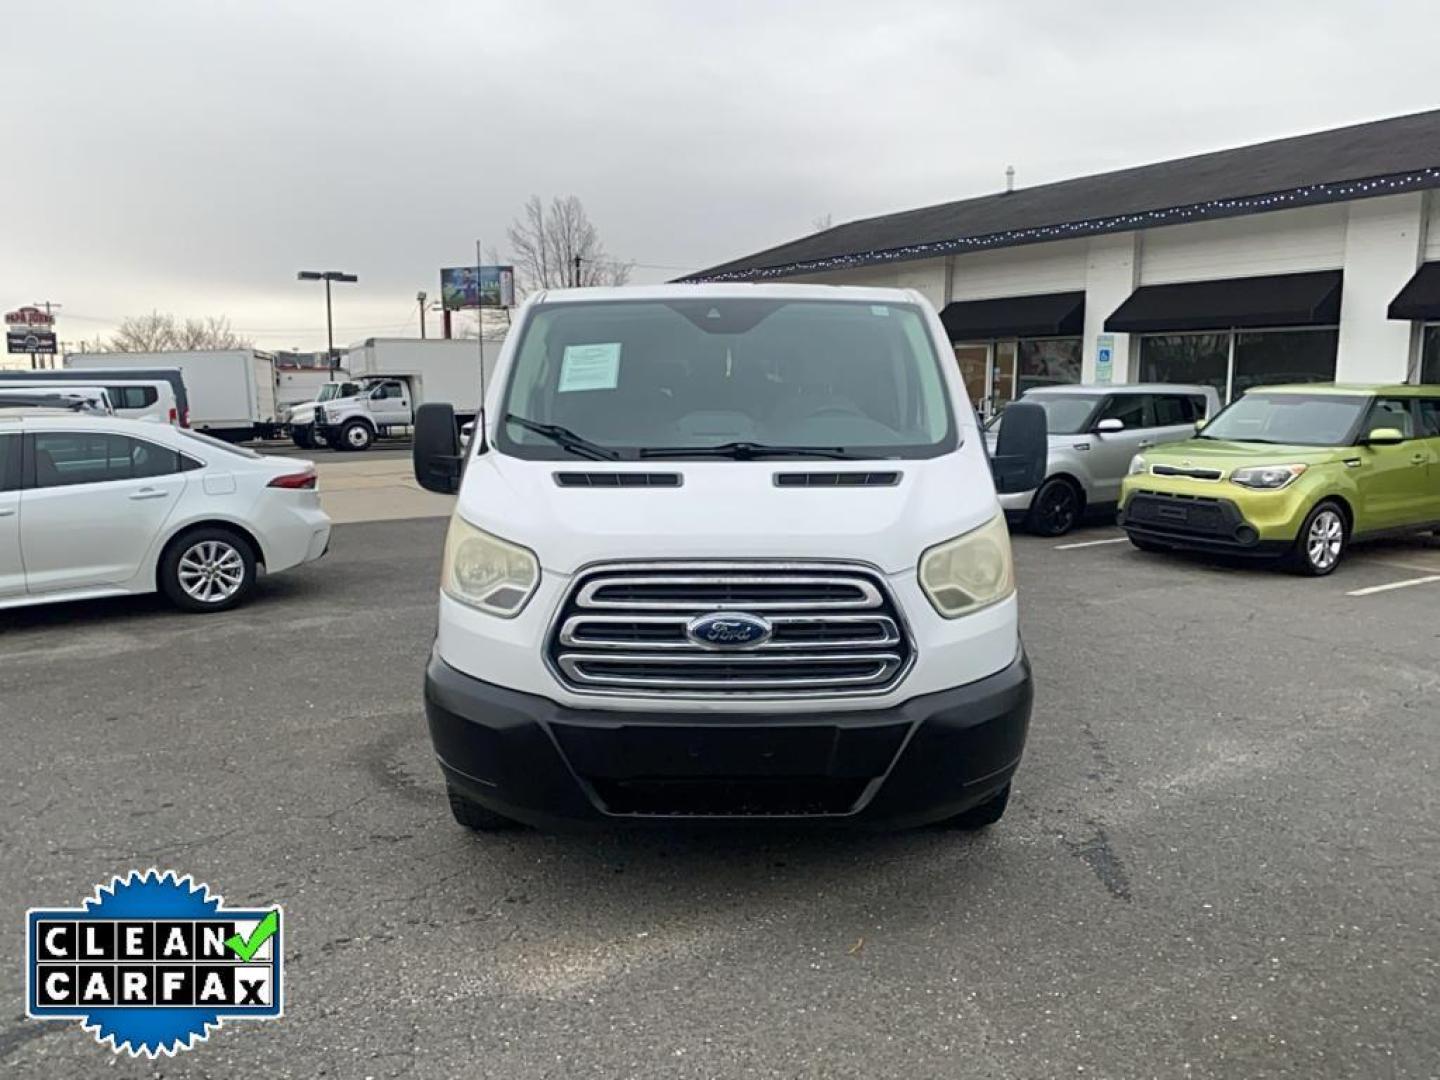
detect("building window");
top-left (1138, 333), bottom-right (1229, 400)
top-left (1233, 329), bottom-right (1339, 396)
top-left (1139, 328), bottom-right (1337, 401)
top-left (1018, 338), bottom-right (1082, 394)
top-left (1422, 324), bottom-right (1440, 384)
top-left (953, 337), bottom-right (1082, 417)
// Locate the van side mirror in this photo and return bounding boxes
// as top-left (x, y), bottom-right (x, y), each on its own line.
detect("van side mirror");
top-left (1095, 417), bottom-right (1124, 434)
top-left (1362, 427), bottom-right (1405, 446)
top-left (991, 400), bottom-right (1047, 494)
top-left (414, 402), bottom-right (463, 494)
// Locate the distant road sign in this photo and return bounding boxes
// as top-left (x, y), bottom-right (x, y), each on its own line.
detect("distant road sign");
top-left (7, 330), bottom-right (57, 354)
top-left (5, 306), bottom-right (54, 328)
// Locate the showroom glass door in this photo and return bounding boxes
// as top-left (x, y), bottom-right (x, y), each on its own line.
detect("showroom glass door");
top-left (953, 344), bottom-right (989, 415)
top-left (990, 341), bottom-right (1019, 416)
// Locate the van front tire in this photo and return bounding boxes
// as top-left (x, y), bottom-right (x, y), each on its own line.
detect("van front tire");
top-left (939, 783), bottom-right (1011, 830)
top-left (446, 785), bottom-right (521, 832)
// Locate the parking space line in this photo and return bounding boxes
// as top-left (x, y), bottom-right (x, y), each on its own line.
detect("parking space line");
top-left (1054, 537), bottom-right (1128, 550)
top-left (1345, 575), bottom-right (1440, 597)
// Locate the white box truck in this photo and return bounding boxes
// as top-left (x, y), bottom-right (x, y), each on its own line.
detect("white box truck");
top-left (312, 337), bottom-right (499, 451)
top-left (65, 349), bottom-right (280, 440)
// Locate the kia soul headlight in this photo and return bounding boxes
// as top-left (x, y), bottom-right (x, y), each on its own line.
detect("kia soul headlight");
top-left (1128, 454), bottom-right (1148, 475)
top-left (1230, 464), bottom-right (1307, 490)
top-left (441, 516), bottom-right (540, 617)
top-left (919, 514), bottom-right (1016, 618)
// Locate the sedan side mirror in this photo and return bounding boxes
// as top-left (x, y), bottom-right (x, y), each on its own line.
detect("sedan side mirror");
top-left (991, 400), bottom-right (1048, 494)
top-left (1363, 427), bottom-right (1405, 446)
top-left (1095, 417), bottom-right (1125, 434)
top-left (414, 402), bottom-right (463, 494)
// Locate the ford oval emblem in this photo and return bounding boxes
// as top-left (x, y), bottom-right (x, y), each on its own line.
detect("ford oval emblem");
top-left (686, 611), bottom-right (773, 649)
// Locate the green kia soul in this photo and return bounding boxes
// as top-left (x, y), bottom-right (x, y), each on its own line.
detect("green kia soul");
top-left (1119, 384), bottom-right (1440, 575)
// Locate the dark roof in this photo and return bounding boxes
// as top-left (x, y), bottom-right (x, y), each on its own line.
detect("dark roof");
top-left (1104, 271), bottom-right (1343, 333)
top-left (690, 109), bottom-right (1440, 282)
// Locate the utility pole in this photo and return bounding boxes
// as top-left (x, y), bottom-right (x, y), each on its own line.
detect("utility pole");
top-left (31, 300), bottom-right (61, 370)
top-left (417, 291), bottom-right (428, 339)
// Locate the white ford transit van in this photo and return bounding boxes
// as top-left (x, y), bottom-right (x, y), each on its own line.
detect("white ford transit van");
top-left (413, 284), bottom-right (1046, 832)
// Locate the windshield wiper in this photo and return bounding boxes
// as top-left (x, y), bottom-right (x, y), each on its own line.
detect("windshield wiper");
top-left (504, 413), bottom-right (619, 460)
top-left (638, 441), bottom-right (864, 460)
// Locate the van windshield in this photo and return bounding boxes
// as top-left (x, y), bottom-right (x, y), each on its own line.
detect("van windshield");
top-left (497, 299), bottom-right (956, 460)
top-left (1200, 392), bottom-right (1367, 446)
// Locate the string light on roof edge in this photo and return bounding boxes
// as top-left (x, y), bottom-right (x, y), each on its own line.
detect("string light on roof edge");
top-left (696, 167), bottom-right (1440, 282)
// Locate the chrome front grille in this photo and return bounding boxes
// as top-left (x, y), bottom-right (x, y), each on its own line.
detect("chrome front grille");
top-left (548, 563), bottom-right (913, 697)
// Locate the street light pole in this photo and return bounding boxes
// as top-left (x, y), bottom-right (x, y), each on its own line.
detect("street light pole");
top-left (417, 291), bottom-right (428, 339)
top-left (297, 270), bottom-right (358, 374)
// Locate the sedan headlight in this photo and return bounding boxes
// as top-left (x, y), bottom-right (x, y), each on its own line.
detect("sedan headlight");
top-left (441, 516), bottom-right (540, 617)
top-left (1230, 464), bottom-right (1307, 490)
top-left (1128, 454), bottom-right (1148, 476)
top-left (919, 514), bottom-right (1015, 618)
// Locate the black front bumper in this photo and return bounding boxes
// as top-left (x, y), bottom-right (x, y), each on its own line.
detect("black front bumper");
top-left (425, 649), bottom-right (1032, 829)
top-left (1119, 491), bottom-right (1288, 556)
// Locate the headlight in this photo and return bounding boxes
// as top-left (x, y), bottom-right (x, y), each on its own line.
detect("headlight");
top-left (919, 514), bottom-right (1015, 618)
top-left (1230, 464), bottom-right (1307, 490)
top-left (441, 516), bottom-right (540, 617)
top-left (1128, 454), bottom-right (1147, 476)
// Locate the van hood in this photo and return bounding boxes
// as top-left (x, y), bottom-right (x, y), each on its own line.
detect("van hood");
top-left (455, 449), bottom-right (997, 575)
top-left (1144, 438), bottom-right (1343, 465)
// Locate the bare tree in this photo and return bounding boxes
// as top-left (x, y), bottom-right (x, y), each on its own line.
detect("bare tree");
top-left (108, 312), bottom-right (175, 351)
top-left (175, 315), bottom-right (250, 350)
top-left (105, 312), bottom-right (253, 351)
top-left (812, 212), bottom-right (834, 233)
top-left (506, 195), bottom-right (632, 292)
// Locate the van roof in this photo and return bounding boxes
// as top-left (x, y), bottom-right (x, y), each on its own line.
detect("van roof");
top-left (529, 282), bottom-right (927, 306)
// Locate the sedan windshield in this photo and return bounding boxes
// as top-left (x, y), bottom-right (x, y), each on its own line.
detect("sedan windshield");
top-left (1200, 392), bottom-right (1367, 446)
top-left (497, 298), bottom-right (955, 460)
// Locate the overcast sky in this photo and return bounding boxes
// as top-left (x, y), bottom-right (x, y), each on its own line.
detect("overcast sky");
top-left (4, 0), bottom-right (1437, 352)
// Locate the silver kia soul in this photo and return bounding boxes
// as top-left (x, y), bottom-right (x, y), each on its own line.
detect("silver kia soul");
top-left (985, 384), bottom-right (1220, 535)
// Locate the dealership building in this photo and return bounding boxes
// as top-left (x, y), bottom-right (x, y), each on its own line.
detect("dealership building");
top-left (691, 109), bottom-right (1440, 416)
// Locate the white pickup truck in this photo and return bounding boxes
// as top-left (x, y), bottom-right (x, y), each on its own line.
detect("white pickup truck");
top-left (288, 379), bottom-right (364, 448)
top-left (311, 338), bottom-right (497, 451)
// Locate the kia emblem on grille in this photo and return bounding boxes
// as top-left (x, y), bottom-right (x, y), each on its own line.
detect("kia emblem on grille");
top-left (686, 611), bottom-right (773, 649)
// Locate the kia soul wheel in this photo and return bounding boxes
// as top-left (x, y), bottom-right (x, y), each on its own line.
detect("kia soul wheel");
top-left (1025, 478), bottom-right (1082, 536)
top-left (1290, 502), bottom-right (1347, 576)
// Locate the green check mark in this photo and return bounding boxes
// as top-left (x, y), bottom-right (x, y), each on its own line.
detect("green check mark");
top-left (225, 910), bottom-right (278, 962)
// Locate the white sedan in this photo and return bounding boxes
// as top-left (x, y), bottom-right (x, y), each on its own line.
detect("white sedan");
top-left (0, 408), bottom-right (331, 613)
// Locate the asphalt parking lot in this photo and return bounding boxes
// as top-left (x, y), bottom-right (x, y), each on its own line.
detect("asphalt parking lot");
top-left (2, 517), bottom-right (1438, 1078)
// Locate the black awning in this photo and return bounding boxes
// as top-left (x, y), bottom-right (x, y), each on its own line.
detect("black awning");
top-left (1104, 270), bottom-right (1343, 333)
top-left (1388, 262), bottom-right (1440, 320)
top-left (939, 291), bottom-right (1085, 341)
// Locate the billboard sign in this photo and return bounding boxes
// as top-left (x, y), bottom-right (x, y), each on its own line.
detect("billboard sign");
top-left (441, 265), bottom-right (515, 310)
top-left (6, 306), bottom-right (54, 328)
top-left (7, 330), bottom-right (58, 354)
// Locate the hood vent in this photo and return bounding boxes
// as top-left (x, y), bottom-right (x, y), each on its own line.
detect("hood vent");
top-left (554, 471), bottom-right (682, 488)
top-left (773, 471), bottom-right (902, 488)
